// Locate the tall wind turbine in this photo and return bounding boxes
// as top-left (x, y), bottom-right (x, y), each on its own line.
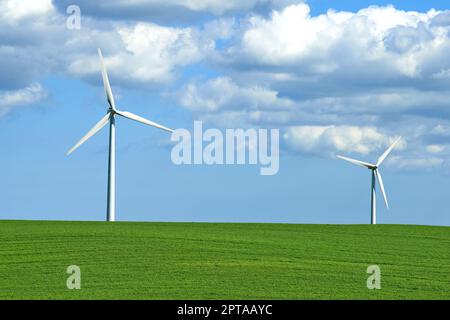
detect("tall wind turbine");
top-left (67, 48), bottom-right (173, 222)
top-left (336, 137), bottom-right (402, 225)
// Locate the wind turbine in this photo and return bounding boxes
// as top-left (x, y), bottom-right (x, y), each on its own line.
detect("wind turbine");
top-left (336, 137), bottom-right (402, 225)
top-left (67, 48), bottom-right (174, 222)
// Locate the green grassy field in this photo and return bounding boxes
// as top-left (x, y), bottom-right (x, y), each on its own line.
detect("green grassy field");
top-left (0, 220), bottom-right (448, 299)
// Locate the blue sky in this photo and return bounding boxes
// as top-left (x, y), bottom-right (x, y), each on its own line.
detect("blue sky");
top-left (1, 0), bottom-right (449, 226)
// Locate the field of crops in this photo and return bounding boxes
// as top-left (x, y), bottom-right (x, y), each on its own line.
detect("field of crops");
top-left (0, 220), bottom-right (448, 299)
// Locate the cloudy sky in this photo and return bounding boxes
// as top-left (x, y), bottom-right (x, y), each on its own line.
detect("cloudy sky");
top-left (1, 0), bottom-right (449, 225)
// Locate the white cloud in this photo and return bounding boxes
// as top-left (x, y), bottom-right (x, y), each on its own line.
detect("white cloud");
top-left (223, 3), bottom-right (447, 79)
top-left (67, 23), bottom-right (211, 85)
top-left (178, 76), bottom-right (295, 112)
top-left (119, 23), bottom-right (209, 82)
top-left (283, 125), bottom-right (404, 156)
top-left (293, 89), bottom-right (450, 116)
top-left (0, 84), bottom-right (47, 116)
top-left (0, 0), bottom-right (216, 89)
top-left (188, 4), bottom-right (450, 170)
top-left (238, 4), bottom-right (345, 64)
top-left (1, 1), bottom-right (450, 171)
top-left (0, 0), bottom-right (53, 24)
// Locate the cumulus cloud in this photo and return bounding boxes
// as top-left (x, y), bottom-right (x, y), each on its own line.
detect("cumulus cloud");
top-left (0, 84), bottom-right (47, 116)
top-left (283, 125), bottom-right (404, 157)
top-left (0, 0), bottom-right (218, 92)
top-left (67, 23), bottom-right (212, 85)
top-left (188, 3), bottom-right (450, 169)
top-left (178, 76), bottom-right (294, 112)
top-left (223, 4), bottom-right (446, 78)
top-left (0, 0), bottom-right (63, 89)
top-left (118, 23), bottom-right (210, 82)
top-left (2, 0), bottom-right (450, 171)
top-left (216, 3), bottom-right (450, 103)
top-left (287, 89), bottom-right (450, 119)
top-left (0, 0), bottom-right (53, 23)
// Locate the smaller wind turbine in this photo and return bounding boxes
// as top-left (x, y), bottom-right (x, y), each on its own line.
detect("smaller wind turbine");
top-left (337, 137), bottom-right (402, 225)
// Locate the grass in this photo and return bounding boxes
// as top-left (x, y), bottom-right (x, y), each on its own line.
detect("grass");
top-left (0, 220), bottom-right (448, 299)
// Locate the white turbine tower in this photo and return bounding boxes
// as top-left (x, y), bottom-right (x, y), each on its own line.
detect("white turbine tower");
top-left (337, 137), bottom-right (402, 225)
top-left (67, 48), bottom-right (173, 222)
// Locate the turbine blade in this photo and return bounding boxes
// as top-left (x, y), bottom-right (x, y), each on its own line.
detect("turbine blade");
top-left (336, 155), bottom-right (375, 169)
top-left (376, 136), bottom-right (402, 167)
top-left (98, 48), bottom-right (115, 110)
top-left (375, 169), bottom-right (389, 209)
top-left (67, 113), bottom-right (111, 155)
top-left (116, 110), bottom-right (173, 133)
